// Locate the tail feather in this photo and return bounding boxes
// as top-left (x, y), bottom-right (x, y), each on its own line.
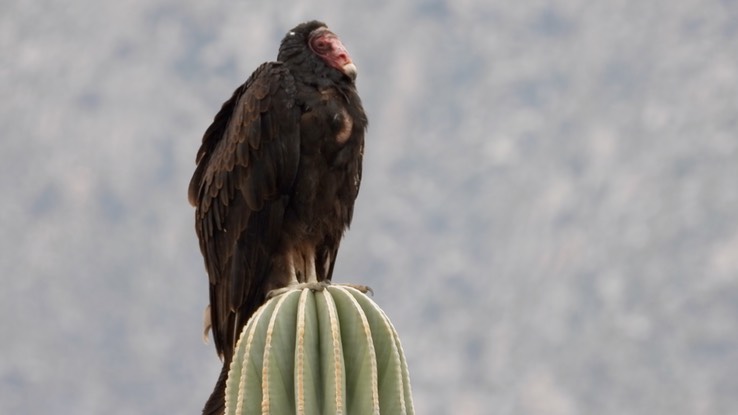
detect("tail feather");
top-left (202, 361), bottom-right (229, 415)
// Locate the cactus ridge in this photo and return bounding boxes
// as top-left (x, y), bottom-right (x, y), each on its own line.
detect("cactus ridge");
top-left (225, 285), bottom-right (414, 415)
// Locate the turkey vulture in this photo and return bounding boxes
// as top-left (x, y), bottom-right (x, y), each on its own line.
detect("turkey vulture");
top-left (188, 21), bottom-right (367, 414)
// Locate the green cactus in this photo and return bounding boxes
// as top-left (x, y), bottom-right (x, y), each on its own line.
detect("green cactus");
top-left (224, 284), bottom-right (414, 415)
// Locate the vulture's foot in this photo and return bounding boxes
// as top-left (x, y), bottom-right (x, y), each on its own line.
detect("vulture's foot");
top-left (334, 283), bottom-right (374, 296)
top-left (267, 281), bottom-right (331, 299)
top-left (266, 281), bottom-right (373, 299)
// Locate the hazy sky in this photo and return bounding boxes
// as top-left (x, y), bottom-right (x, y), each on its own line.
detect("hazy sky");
top-left (3, 1), bottom-right (738, 414)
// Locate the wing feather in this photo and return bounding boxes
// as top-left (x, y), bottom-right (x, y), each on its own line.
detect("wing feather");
top-left (189, 62), bottom-right (300, 360)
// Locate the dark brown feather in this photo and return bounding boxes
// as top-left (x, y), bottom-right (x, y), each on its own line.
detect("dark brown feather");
top-left (190, 62), bottom-right (300, 361)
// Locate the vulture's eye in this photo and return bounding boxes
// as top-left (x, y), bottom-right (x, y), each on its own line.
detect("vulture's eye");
top-left (311, 37), bottom-right (332, 54)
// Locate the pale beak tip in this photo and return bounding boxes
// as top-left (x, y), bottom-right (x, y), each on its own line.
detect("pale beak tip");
top-left (342, 62), bottom-right (357, 81)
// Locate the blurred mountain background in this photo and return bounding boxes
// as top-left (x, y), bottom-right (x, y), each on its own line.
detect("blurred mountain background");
top-left (2, 0), bottom-right (737, 414)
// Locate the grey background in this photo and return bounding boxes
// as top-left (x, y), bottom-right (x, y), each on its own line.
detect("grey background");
top-left (2, 1), bottom-right (737, 414)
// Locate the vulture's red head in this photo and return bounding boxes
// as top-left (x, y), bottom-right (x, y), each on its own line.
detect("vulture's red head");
top-left (278, 21), bottom-right (357, 83)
